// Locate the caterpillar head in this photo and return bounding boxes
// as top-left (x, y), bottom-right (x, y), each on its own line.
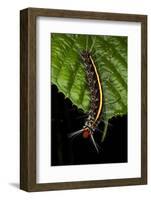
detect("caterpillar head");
top-left (82, 128), bottom-right (91, 139)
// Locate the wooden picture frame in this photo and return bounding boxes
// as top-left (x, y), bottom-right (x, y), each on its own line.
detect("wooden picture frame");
top-left (20, 7), bottom-right (147, 192)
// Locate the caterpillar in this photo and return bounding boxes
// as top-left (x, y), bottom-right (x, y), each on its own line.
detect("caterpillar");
top-left (69, 50), bottom-right (103, 153)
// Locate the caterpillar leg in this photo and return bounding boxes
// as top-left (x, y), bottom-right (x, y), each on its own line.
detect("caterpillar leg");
top-left (90, 134), bottom-right (100, 154)
top-left (101, 120), bottom-right (109, 142)
top-left (68, 129), bottom-right (83, 138)
top-left (89, 36), bottom-right (96, 53)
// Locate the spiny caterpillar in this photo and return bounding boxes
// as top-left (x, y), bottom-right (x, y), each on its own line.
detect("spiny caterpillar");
top-left (69, 51), bottom-right (103, 153)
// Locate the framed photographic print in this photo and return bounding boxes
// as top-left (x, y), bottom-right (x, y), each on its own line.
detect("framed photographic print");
top-left (20, 8), bottom-right (147, 191)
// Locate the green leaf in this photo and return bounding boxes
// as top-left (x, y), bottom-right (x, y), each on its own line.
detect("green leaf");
top-left (51, 33), bottom-right (127, 141)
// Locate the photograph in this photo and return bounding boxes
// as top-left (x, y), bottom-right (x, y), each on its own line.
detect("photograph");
top-left (20, 8), bottom-right (147, 191)
top-left (51, 33), bottom-right (128, 166)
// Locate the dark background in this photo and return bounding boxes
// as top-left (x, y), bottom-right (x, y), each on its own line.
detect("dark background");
top-left (51, 84), bottom-right (127, 166)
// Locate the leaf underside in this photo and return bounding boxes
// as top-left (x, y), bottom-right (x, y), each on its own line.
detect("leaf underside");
top-left (51, 33), bottom-right (127, 141)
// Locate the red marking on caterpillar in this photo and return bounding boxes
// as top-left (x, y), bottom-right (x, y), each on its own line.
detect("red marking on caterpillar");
top-left (82, 128), bottom-right (91, 139)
